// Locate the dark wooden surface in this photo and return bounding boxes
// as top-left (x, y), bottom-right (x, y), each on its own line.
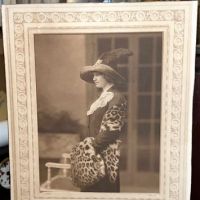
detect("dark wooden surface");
top-left (190, 56), bottom-right (200, 200)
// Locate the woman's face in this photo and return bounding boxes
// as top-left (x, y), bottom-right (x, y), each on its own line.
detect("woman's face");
top-left (93, 72), bottom-right (110, 89)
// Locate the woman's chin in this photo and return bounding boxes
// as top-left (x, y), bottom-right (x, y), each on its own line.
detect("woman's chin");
top-left (95, 84), bottom-right (102, 88)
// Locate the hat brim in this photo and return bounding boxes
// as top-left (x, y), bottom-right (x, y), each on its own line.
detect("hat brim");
top-left (80, 64), bottom-right (126, 84)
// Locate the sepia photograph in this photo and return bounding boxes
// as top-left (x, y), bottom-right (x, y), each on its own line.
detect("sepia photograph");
top-left (34, 33), bottom-right (162, 193)
top-left (2, 2), bottom-right (197, 200)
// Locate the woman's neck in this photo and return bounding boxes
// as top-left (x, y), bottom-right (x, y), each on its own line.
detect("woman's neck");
top-left (102, 83), bottom-right (114, 92)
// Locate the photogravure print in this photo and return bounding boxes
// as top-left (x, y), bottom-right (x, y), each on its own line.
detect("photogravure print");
top-left (2, 2), bottom-right (197, 200)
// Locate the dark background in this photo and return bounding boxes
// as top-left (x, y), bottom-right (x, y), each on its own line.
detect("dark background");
top-left (190, 52), bottom-right (200, 200)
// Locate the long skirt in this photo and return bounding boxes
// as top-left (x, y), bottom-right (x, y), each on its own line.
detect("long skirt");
top-left (81, 174), bottom-right (120, 192)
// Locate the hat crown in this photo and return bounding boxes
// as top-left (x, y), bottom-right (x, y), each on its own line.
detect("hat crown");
top-left (80, 48), bottom-right (133, 84)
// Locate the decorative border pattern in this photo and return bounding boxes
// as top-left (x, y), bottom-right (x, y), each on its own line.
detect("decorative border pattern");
top-left (14, 13), bottom-right (30, 200)
top-left (3, 3), bottom-right (193, 200)
top-left (169, 13), bottom-right (184, 200)
top-left (13, 10), bottom-right (184, 24)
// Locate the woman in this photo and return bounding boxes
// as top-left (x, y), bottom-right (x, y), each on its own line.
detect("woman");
top-left (71, 48), bottom-right (132, 192)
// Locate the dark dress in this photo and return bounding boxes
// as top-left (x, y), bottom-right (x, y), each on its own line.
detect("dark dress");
top-left (81, 87), bottom-right (127, 192)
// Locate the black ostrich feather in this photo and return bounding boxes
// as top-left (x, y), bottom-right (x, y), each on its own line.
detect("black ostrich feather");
top-left (99, 48), bottom-right (133, 66)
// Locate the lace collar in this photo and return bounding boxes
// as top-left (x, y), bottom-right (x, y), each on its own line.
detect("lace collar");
top-left (87, 86), bottom-right (114, 116)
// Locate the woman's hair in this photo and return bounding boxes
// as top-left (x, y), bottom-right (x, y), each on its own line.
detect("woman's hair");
top-left (103, 74), bottom-right (115, 85)
top-left (93, 71), bottom-right (127, 91)
top-left (92, 71), bottom-right (115, 84)
top-left (104, 73), bottom-right (128, 92)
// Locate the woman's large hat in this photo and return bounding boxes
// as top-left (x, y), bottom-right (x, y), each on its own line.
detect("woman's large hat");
top-left (80, 48), bottom-right (133, 84)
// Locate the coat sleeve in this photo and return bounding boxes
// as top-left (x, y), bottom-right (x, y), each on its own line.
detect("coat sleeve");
top-left (93, 93), bottom-right (127, 153)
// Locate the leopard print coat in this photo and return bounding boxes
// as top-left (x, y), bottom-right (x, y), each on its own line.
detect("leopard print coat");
top-left (70, 87), bottom-right (127, 189)
top-left (98, 102), bottom-right (127, 183)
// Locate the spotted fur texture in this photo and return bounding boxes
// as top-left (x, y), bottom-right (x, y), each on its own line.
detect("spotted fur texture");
top-left (101, 140), bottom-right (121, 183)
top-left (100, 102), bottom-right (127, 182)
top-left (70, 137), bottom-right (105, 188)
top-left (100, 103), bottom-right (127, 133)
top-left (70, 100), bottom-right (127, 187)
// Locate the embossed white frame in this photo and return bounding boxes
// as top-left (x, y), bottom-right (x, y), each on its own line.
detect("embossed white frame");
top-left (2, 2), bottom-right (197, 200)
